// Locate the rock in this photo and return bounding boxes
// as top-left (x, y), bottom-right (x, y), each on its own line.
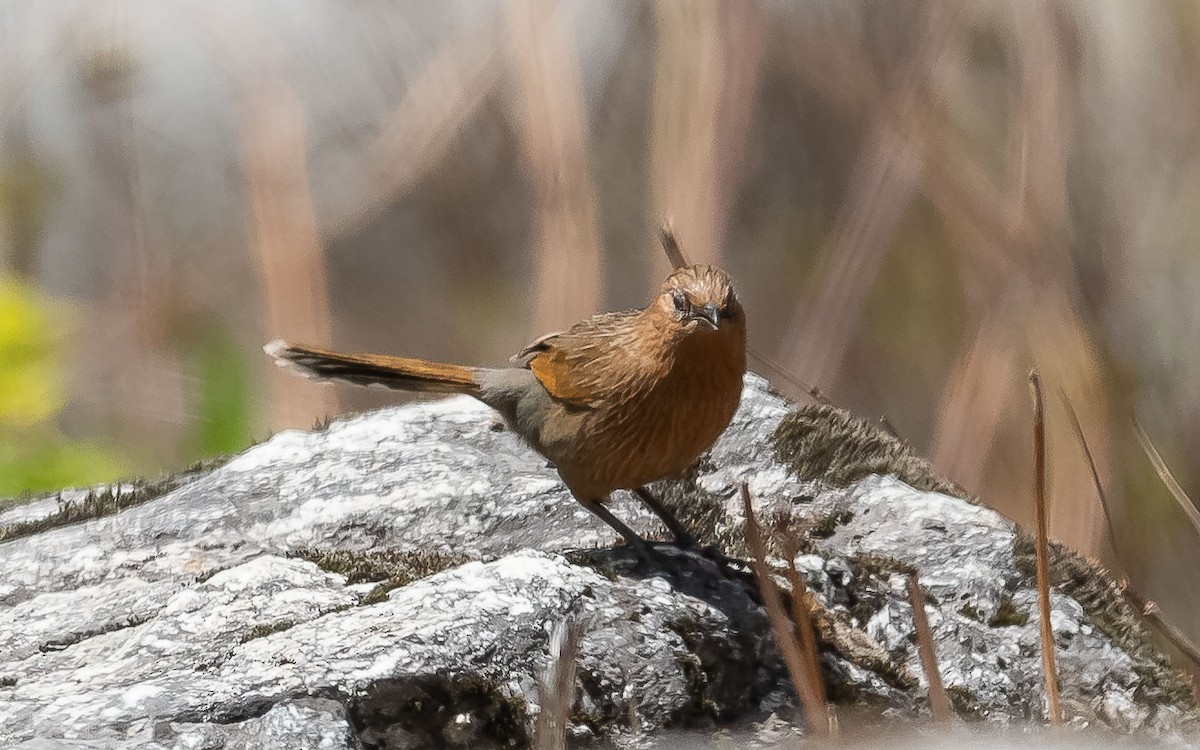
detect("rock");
top-left (0, 375), bottom-right (1194, 748)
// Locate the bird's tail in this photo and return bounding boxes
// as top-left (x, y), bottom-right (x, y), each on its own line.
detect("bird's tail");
top-left (264, 340), bottom-right (481, 396)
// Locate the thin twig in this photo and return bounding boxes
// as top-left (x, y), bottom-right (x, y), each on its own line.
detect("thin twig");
top-left (1028, 372), bottom-right (1062, 725)
top-left (906, 572), bottom-right (952, 722)
top-left (1059, 390), bottom-right (1121, 555)
top-left (741, 484), bottom-right (829, 737)
top-left (1133, 417), bottom-right (1200, 537)
top-left (747, 350), bottom-right (836, 406)
top-left (1063, 399), bottom-right (1200, 673)
top-left (1121, 587), bottom-right (1200, 672)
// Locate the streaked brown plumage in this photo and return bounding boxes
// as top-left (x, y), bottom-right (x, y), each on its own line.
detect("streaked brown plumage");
top-left (265, 264), bottom-right (746, 556)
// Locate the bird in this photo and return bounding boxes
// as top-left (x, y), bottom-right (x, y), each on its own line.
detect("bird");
top-left (264, 263), bottom-right (747, 558)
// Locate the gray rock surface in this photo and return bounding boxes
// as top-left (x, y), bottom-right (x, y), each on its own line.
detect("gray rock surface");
top-left (0, 375), bottom-right (1194, 747)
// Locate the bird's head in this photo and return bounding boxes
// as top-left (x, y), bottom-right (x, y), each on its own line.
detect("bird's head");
top-left (652, 264), bottom-right (744, 337)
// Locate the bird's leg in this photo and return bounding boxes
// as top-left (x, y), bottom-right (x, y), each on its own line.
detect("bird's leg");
top-left (583, 500), bottom-right (656, 561)
top-left (631, 486), bottom-right (698, 549)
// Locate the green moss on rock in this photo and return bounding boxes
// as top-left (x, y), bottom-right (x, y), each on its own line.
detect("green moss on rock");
top-left (290, 547), bottom-right (470, 605)
top-left (771, 404), bottom-right (962, 496)
top-left (240, 620), bottom-right (296, 643)
top-left (0, 457), bottom-right (229, 545)
top-left (987, 598), bottom-right (1028, 627)
top-left (945, 685), bottom-right (984, 721)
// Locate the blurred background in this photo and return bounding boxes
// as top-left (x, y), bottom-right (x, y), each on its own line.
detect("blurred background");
top-left (1, 0), bottom-right (1198, 668)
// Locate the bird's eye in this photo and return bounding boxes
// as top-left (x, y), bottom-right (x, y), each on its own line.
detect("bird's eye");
top-left (671, 289), bottom-right (689, 313)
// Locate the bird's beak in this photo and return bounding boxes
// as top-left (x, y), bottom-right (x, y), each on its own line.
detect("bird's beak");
top-left (691, 303), bottom-right (720, 330)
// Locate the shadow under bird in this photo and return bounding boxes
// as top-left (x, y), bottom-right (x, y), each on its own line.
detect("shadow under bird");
top-left (264, 264), bottom-right (747, 558)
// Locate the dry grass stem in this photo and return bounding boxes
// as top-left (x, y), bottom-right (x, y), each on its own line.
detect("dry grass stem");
top-left (741, 483), bottom-right (829, 738)
top-left (783, 556), bottom-right (828, 711)
top-left (906, 572), bottom-right (952, 722)
top-left (1133, 417), bottom-right (1200, 537)
top-left (1060, 391), bottom-right (1121, 556)
top-left (1119, 586), bottom-right (1200, 673)
top-left (1028, 372), bottom-right (1062, 725)
top-left (534, 617), bottom-right (586, 750)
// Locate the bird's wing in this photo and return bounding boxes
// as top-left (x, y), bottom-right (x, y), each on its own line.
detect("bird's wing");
top-left (513, 310), bottom-right (641, 406)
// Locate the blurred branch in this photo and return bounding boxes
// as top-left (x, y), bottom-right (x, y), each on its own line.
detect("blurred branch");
top-left (1009, 3), bottom-right (1072, 255)
top-left (239, 80), bottom-right (337, 430)
top-left (931, 313), bottom-right (1018, 494)
top-left (778, 1), bottom-right (966, 389)
top-left (534, 617), bottom-right (585, 750)
top-left (506, 0), bottom-right (604, 333)
top-left (78, 9), bottom-right (187, 455)
top-left (326, 19), bottom-right (504, 240)
top-left (648, 0), bottom-right (763, 272)
top-left (777, 124), bottom-right (919, 388)
top-left (182, 2), bottom-right (337, 430)
top-left (236, 84), bottom-right (338, 429)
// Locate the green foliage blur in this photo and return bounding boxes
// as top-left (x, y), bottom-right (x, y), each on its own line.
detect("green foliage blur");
top-left (183, 324), bottom-right (257, 461)
top-left (0, 277), bottom-right (125, 496)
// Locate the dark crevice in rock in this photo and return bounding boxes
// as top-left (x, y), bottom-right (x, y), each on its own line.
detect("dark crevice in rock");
top-left (345, 674), bottom-right (529, 750)
top-left (986, 597), bottom-right (1028, 628)
top-left (663, 608), bottom-right (781, 727)
top-left (37, 612), bottom-right (151, 653)
top-left (177, 694), bottom-right (285, 726)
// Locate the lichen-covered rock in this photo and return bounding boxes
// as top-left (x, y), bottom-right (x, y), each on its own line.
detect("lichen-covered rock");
top-left (0, 375), bottom-right (1193, 748)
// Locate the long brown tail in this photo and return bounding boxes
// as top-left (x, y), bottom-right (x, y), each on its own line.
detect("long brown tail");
top-left (263, 340), bottom-right (481, 396)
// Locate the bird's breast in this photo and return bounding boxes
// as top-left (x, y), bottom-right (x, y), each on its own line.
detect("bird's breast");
top-left (561, 327), bottom-right (746, 497)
